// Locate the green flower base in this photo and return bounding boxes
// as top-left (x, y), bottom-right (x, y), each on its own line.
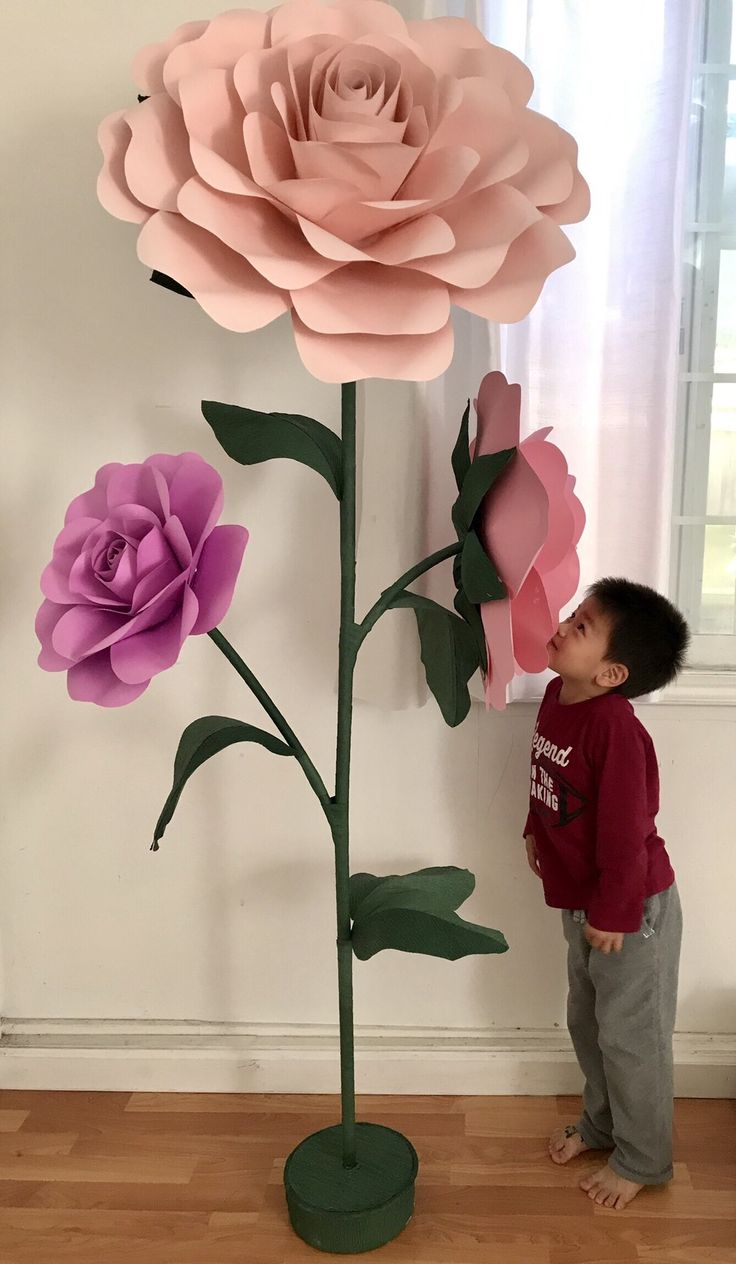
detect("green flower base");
top-left (284, 1122), bottom-right (419, 1254)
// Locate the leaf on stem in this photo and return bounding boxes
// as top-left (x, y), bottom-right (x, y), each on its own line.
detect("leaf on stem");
top-left (460, 530), bottom-right (506, 604)
top-left (451, 448), bottom-right (515, 537)
top-left (153, 716), bottom-right (293, 848)
top-left (349, 866), bottom-right (509, 961)
top-left (202, 401), bottom-right (343, 497)
top-left (451, 400), bottom-right (471, 493)
top-left (390, 592), bottom-right (480, 727)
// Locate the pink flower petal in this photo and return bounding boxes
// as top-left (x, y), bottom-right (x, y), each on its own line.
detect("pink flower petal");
top-left (292, 315), bottom-right (454, 382)
top-left (110, 586), bottom-right (199, 685)
top-left (123, 95), bottom-right (194, 213)
top-left (270, 0), bottom-right (410, 45)
top-left (407, 18), bottom-right (533, 107)
top-left (132, 20), bottom-right (207, 95)
top-left (136, 212), bottom-right (289, 333)
top-left (67, 651), bottom-right (150, 707)
top-left (97, 113), bottom-right (149, 225)
top-left (191, 525), bottom-right (249, 634)
top-left (178, 67), bottom-right (249, 178)
top-left (510, 568), bottom-right (556, 672)
top-left (480, 597), bottom-right (514, 710)
top-left (177, 178), bottom-right (340, 290)
top-left (292, 264), bottom-right (450, 335)
top-left (407, 186), bottom-right (539, 288)
top-left (162, 9), bottom-right (270, 103)
top-left (520, 433), bottom-right (575, 572)
top-left (242, 110), bottom-right (295, 186)
top-left (474, 371), bottom-right (522, 453)
top-left (480, 451), bottom-right (548, 597)
top-left (36, 600), bottom-right (76, 671)
top-left (453, 217), bottom-right (576, 323)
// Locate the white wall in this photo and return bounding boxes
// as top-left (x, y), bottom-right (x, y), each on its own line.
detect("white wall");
top-left (2, 0), bottom-right (734, 1092)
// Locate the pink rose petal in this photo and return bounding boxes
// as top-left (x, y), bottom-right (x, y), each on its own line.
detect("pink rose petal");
top-left (177, 178), bottom-right (340, 290)
top-left (292, 315), bottom-right (454, 382)
top-left (480, 597), bottom-right (514, 711)
top-left (97, 113), bottom-right (149, 225)
top-left (132, 20), bottom-right (207, 95)
top-left (453, 217), bottom-right (576, 322)
top-left (163, 9), bottom-right (270, 103)
top-left (510, 568), bottom-right (556, 672)
top-left (292, 264), bottom-right (450, 335)
top-left (123, 95), bottom-right (195, 213)
top-left (137, 212), bottom-right (289, 333)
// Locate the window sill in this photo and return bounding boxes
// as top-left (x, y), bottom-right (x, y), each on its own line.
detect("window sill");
top-left (650, 670), bottom-right (736, 706)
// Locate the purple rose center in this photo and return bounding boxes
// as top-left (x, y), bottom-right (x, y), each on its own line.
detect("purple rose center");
top-left (93, 531), bottom-right (135, 581)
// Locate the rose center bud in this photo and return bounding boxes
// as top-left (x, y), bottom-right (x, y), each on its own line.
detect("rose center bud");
top-left (93, 533), bottom-right (132, 581)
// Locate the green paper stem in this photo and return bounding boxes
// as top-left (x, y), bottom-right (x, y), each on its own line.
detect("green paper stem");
top-left (207, 628), bottom-right (331, 816)
top-left (357, 541), bottom-right (462, 648)
top-left (332, 381), bottom-right (359, 1168)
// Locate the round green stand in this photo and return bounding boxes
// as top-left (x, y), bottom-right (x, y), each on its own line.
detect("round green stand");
top-left (284, 1122), bottom-right (418, 1254)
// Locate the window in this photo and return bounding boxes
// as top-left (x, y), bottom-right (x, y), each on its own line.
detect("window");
top-left (672, 0), bottom-right (736, 669)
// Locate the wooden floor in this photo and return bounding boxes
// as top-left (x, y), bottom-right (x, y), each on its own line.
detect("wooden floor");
top-left (0, 1092), bottom-right (733, 1263)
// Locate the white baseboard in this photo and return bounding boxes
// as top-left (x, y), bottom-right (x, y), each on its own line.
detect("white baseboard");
top-left (1, 1020), bottom-right (733, 1096)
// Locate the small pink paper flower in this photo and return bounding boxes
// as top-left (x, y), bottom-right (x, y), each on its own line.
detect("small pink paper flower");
top-left (36, 454), bottom-right (248, 706)
top-left (473, 372), bottom-right (585, 709)
top-left (97, 1), bottom-right (589, 383)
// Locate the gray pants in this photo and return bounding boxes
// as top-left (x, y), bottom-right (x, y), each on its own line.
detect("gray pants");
top-left (562, 883), bottom-right (682, 1185)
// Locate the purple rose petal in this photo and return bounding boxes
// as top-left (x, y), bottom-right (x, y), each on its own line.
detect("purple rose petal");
top-left (67, 650), bottom-right (150, 707)
top-left (191, 525), bottom-right (249, 634)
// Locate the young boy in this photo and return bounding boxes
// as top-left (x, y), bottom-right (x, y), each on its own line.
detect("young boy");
top-left (524, 577), bottom-right (689, 1211)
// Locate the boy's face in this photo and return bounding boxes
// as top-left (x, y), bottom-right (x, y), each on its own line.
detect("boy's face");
top-left (546, 596), bottom-right (623, 688)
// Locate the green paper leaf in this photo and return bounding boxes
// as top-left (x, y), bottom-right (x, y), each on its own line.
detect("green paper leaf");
top-left (390, 592), bottom-right (480, 727)
top-left (352, 866), bottom-right (476, 920)
top-left (451, 400), bottom-right (471, 493)
top-left (349, 866), bottom-right (508, 962)
top-left (452, 448), bottom-right (515, 537)
top-left (202, 400), bottom-right (343, 498)
top-left (453, 587), bottom-right (488, 674)
top-left (153, 716), bottom-right (293, 848)
top-left (460, 530), bottom-right (507, 604)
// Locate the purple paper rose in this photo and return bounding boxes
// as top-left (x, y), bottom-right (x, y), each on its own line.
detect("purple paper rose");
top-left (36, 453), bottom-right (248, 706)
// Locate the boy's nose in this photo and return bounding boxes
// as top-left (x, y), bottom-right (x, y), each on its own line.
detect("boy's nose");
top-left (557, 622), bottom-right (568, 638)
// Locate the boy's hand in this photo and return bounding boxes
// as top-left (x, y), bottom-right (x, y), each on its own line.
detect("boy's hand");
top-left (585, 924), bottom-right (624, 954)
top-left (525, 835), bottom-right (542, 879)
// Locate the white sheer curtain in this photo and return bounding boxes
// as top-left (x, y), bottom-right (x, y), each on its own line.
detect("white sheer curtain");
top-left (355, 0), bottom-right (697, 707)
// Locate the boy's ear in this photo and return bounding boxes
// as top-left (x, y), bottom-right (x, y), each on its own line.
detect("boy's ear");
top-left (596, 661), bottom-right (629, 690)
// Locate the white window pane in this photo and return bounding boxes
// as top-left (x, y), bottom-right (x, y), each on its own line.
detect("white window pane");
top-left (724, 80), bottom-right (736, 219)
top-left (715, 249), bottom-right (736, 370)
top-left (701, 524), bottom-right (736, 633)
top-left (707, 384), bottom-right (736, 514)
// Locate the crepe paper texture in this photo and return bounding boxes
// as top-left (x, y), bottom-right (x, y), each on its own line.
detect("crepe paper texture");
top-left (461, 371), bottom-right (585, 710)
top-left (97, 0), bottom-right (589, 382)
top-left (35, 453), bottom-right (247, 706)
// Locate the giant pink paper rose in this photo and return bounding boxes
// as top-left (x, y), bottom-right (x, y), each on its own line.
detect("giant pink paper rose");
top-left (36, 454), bottom-right (248, 706)
top-left (473, 372), bottom-right (584, 709)
top-left (97, 1), bottom-right (589, 383)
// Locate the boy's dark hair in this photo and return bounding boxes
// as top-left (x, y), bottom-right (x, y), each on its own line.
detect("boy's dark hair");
top-left (587, 577), bottom-right (690, 698)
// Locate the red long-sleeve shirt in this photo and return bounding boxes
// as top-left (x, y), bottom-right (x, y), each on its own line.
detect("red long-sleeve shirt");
top-left (524, 677), bottom-right (675, 932)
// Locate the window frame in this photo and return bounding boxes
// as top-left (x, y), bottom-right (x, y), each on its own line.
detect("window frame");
top-left (671, 0), bottom-right (736, 674)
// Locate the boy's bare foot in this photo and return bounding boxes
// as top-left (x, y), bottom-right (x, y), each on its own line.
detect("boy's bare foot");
top-left (579, 1164), bottom-right (644, 1209)
top-left (548, 1124), bottom-right (590, 1165)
